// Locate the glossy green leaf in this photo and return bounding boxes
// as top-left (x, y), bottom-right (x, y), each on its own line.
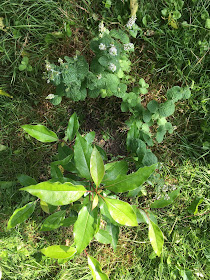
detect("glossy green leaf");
top-left (21, 124), bottom-right (58, 143)
top-left (90, 146), bottom-right (105, 187)
top-left (95, 229), bottom-right (112, 244)
top-left (73, 204), bottom-right (97, 253)
top-left (148, 220), bottom-right (164, 257)
top-left (187, 197), bottom-right (204, 215)
top-left (104, 198), bottom-right (138, 226)
top-left (92, 194), bottom-right (99, 210)
top-left (7, 202), bottom-right (36, 230)
top-left (61, 216), bottom-right (77, 227)
top-left (74, 133), bottom-right (92, 180)
top-left (103, 161), bottom-right (128, 181)
top-left (106, 223), bottom-right (119, 251)
top-left (40, 211), bottom-right (66, 231)
top-left (21, 181), bottom-right (86, 206)
top-left (151, 188), bottom-right (181, 208)
top-left (88, 255), bottom-right (109, 280)
top-left (66, 113), bottom-right (79, 142)
top-left (104, 164), bottom-right (157, 193)
top-left (41, 245), bottom-right (76, 259)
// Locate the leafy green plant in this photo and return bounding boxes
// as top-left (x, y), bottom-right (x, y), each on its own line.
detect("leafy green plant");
top-left (7, 113), bottom-right (169, 279)
top-left (45, 22), bottom-right (191, 166)
top-left (18, 56), bottom-right (33, 72)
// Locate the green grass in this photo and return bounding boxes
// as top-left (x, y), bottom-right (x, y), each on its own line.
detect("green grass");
top-left (0, 0), bottom-right (209, 279)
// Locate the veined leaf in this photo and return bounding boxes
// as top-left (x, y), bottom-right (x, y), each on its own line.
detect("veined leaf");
top-left (66, 112), bottom-right (79, 142)
top-left (7, 202), bottom-right (36, 230)
top-left (90, 146), bottom-right (105, 187)
top-left (40, 211), bottom-right (66, 231)
top-left (104, 164), bottom-right (157, 193)
top-left (95, 229), bottom-right (112, 244)
top-left (103, 161), bottom-right (128, 181)
top-left (88, 255), bottom-right (109, 280)
top-left (73, 204), bottom-right (97, 253)
top-left (148, 220), bottom-right (164, 257)
top-left (21, 124), bottom-right (58, 142)
top-left (41, 245), bottom-right (76, 259)
top-left (74, 133), bottom-right (92, 180)
top-left (21, 181), bottom-right (86, 206)
top-left (104, 198), bottom-right (138, 226)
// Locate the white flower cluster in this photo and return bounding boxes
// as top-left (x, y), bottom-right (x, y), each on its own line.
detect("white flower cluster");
top-left (109, 45), bottom-right (117, 56)
top-left (97, 74), bottom-right (102, 79)
top-left (108, 63), bottom-right (116, 72)
top-left (98, 21), bottom-right (109, 37)
top-left (45, 60), bottom-right (61, 83)
top-left (124, 43), bottom-right (134, 51)
top-left (58, 58), bottom-right (63, 64)
top-left (126, 15), bottom-right (137, 29)
top-left (154, 184), bottom-right (177, 201)
top-left (99, 43), bottom-right (106, 50)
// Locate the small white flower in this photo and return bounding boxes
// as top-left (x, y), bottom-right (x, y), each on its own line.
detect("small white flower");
top-left (164, 194), bottom-right (170, 200)
top-left (124, 43), bottom-right (134, 51)
top-left (162, 185), bottom-right (168, 192)
top-left (47, 79), bottom-right (50, 83)
top-left (126, 15), bottom-right (137, 29)
top-left (58, 58), bottom-right (63, 64)
top-left (99, 22), bottom-right (106, 33)
top-left (99, 33), bottom-right (103, 38)
top-left (171, 185), bottom-right (176, 191)
top-left (97, 74), bottom-right (102, 79)
top-left (108, 63), bottom-right (116, 72)
top-left (99, 43), bottom-right (106, 50)
top-left (45, 94), bottom-right (55, 99)
top-left (109, 46), bottom-right (117, 56)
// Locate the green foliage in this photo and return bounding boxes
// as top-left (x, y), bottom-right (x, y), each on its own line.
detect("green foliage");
top-left (8, 113), bottom-right (166, 279)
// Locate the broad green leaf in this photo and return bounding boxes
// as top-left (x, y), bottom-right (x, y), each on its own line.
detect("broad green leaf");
top-left (187, 197), bottom-right (204, 215)
top-left (99, 199), bottom-right (120, 226)
top-left (21, 124), bottom-right (58, 143)
top-left (106, 223), bottom-right (119, 251)
top-left (104, 164), bottom-right (157, 193)
top-left (90, 146), bottom-right (105, 187)
top-left (41, 245), bottom-right (76, 259)
top-left (95, 229), bottom-right (112, 244)
top-left (103, 161), bottom-right (128, 181)
top-left (104, 198), bottom-right (138, 226)
top-left (73, 204), bottom-right (97, 253)
top-left (40, 200), bottom-right (57, 214)
top-left (88, 255), bottom-right (109, 280)
top-left (40, 211), bottom-right (66, 231)
top-left (66, 113), bottom-right (79, 142)
top-left (180, 269), bottom-right (194, 280)
top-left (7, 202), bottom-right (36, 230)
top-left (61, 216), bottom-right (77, 227)
top-left (17, 174), bottom-right (37, 187)
top-left (151, 188), bottom-right (181, 208)
top-left (148, 220), bottom-right (164, 257)
top-left (74, 133), bottom-right (92, 180)
top-left (21, 181), bottom-right (86, 206)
